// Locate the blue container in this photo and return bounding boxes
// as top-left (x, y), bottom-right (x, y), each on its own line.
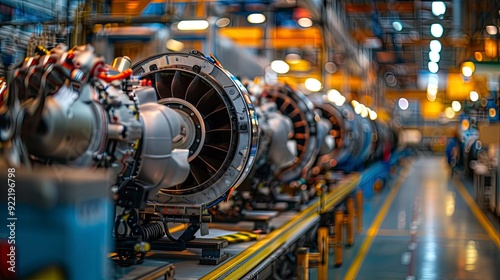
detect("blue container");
top-left (0, 167), bottom-right (112, 280)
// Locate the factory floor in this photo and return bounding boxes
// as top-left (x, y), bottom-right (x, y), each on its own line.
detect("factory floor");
top-left (329, 155), bottom-right (500, 280)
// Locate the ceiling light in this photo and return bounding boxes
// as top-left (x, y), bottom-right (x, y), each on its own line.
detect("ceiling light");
top-left (247, 13), bottom-right (266, 24)
top-left (216, 17), bottom-right (231, 28)
top-left (430, 23), bottom-right (444, 38)
top-left (392, 21), bottom-right (403, 31)
top-left (305, 78), bottom-right (322, 92)
top-left (427, 83), bottom-right (438, 96)
top-left (470, 90), bottom-right (479, 102)
top-left (444, 107), bottom-right (455, 119)
top-left (327, 89), bottom-right (341, 103)
top-left (166, 39), bottom-right (184, 51)
top-left (398, 98), bottom-right (409, 110)
top-left (335, 95), bottom-right (346, 106)
top-left (369, 109), bottom-right (378, 120)
top-left (270, 60), bottom-right (290, 74)
top-left (428, 61), bottom-right (439, 73)
top-left (451, 101), bottom-right (461, 112)
top-left (462, 66), bottom-right (473, 77)
top-left (429, 51), bottom-right (440, 62)
top-left (486, 25), bottom-right (498, 35)
top-left (326, 89), bottom-right (346, 106)
top-left (428, 75), bottom-right (439, 86)
top-left (297, 17), bottom-right (313, 28)
top-left (429, 40), bottom-right (442, 52)
top-left (432, 1), bottom-right (446, 17)
top-left (351, 100), bottom-right (359, 108)
top-left (177, 20), bottom-right (209, 31)
top-left (354, 103), bottom-right (363, 114)
top-left (427, 93), bottom-right (437, 102)
top-left (461, 61), bottom-right (475, 77)
top-left (361, 105), bottom-right (369, 118)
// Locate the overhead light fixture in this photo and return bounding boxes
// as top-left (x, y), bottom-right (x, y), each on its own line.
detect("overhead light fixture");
top-left (247, 13), bottom-right (266, 24)
top-left (166, 39), bottom-right (184, 51)
top-left (177, 20), bottom-right (209, 31)
top-left (427, 83), bottom-right (438, 94)
top-left (430, 23), bottom-right (444, 38)
top-left (444, 107), bottom-right (455, 119)
top-left (462, 66), bottom-right (473, 77)
top-left (392, 21), bottom-right (403, 32)
top-left (461, 61), bottom-right (475, 77)
top-left (361, 105), bottom-right (369, 118)
top-left (428, 75), bottom-right (439, 86)
top-left (429, 51), bottom-right (440, 62)
top-left (297, 17), bottom-right (313, 28)
top-left (335, 95), bottom-right (346, 106)
top-left (398, 98), bottom-right (409, 110)
top-left (369, 109), bottom-right (378, 120)
top-left (429, 40), bottom-right (442, 52)
top-left (305, 78), bottom-right (322, 92)
top-left (431, 1), bottom-right (446, 17)
top-left (486, 25), bottom-right (498, 35)
top-left (470, 90), bottom-right (479, 102)
top-left (354, 103), bottom-right (363, 114)
top-left (427, 93), bottom-right (437, 102)
top-left (327, 89), bottom-right (341, 103)
top-left (428, 61), bottom-right (439, 73)
top-left (270, 60), bottom-right (290, 74)
top-left (327, 89), bottom-right (346, 106)
top-left (351, 100), bottom-right (360, 108)
top-left (451, 101), bottom-right (461, 112)
top-left (216, 17), bottom-right (231, 28)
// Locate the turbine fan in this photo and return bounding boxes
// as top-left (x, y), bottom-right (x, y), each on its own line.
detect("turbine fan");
top-left (308, 94), bottom-right (358, 170)
top-left (132, 51), bottom-right (258, 208)
top-left (262, 85), bottom-right (318, 182)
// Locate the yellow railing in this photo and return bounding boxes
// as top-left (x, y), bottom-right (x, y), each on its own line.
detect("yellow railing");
top-left (201, 173), bottom-right (361, 280)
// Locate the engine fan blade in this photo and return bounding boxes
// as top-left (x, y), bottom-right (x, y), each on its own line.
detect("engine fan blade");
top-left (171, 70), bottom-right (193, 99)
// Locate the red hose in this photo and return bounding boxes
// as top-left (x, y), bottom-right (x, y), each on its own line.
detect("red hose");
top-left (97, 68), bottom-right (133, 83)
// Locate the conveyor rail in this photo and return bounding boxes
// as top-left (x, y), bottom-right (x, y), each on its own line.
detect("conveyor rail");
top-left (201, 173), bottom-right (361, 280)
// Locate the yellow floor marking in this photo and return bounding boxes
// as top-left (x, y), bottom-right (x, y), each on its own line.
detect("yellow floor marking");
top-left (453, 177), bottom-right (500, 249)
top-left (344, 160), bottom-right (412, 280)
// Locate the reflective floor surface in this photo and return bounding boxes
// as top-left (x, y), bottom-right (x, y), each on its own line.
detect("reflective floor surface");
top-left (332, 155), bottom-right (500, 280)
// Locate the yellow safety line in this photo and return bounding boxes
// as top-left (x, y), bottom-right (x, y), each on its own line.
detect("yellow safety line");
top-left (201, 174), bottom-right (361, 280)
top-left (168, 223), bottom-right (187, 233)
top-left (453, 177), bottom-right (500, 249)
top-left (344, 162), bottom-right (412, 280)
